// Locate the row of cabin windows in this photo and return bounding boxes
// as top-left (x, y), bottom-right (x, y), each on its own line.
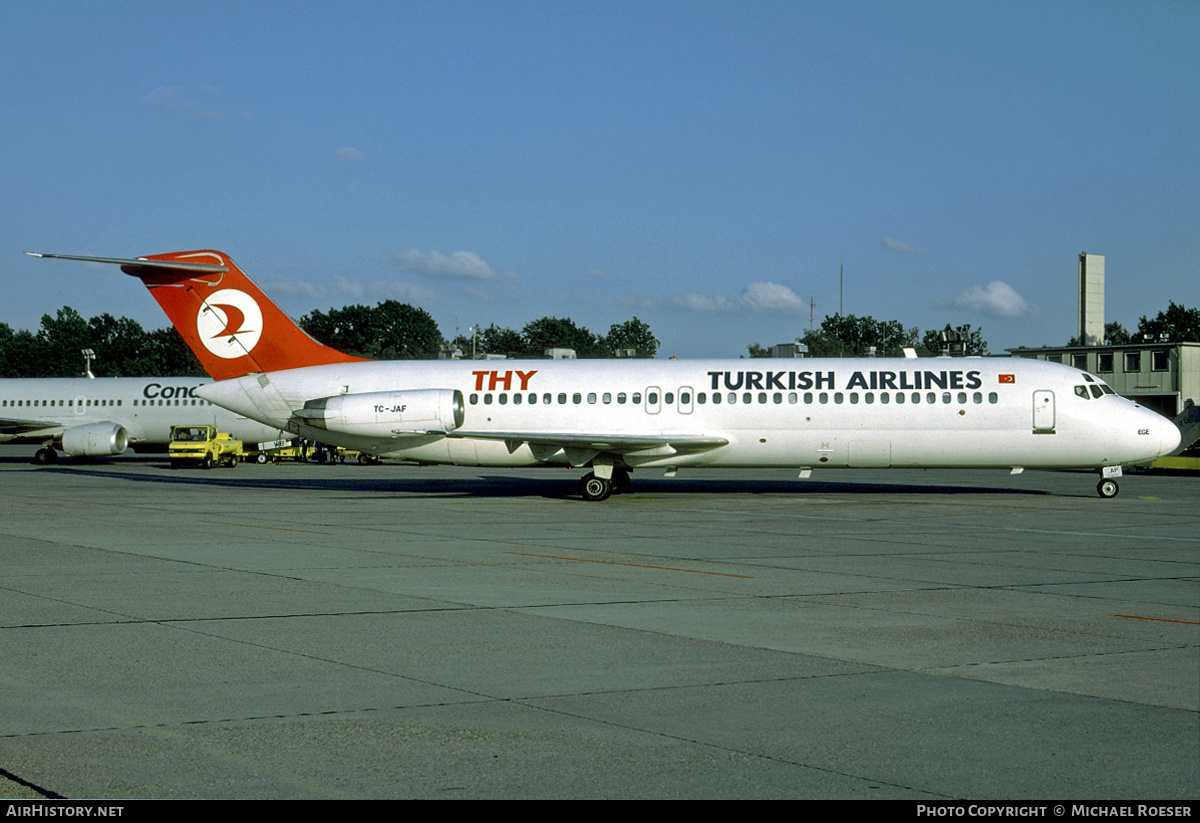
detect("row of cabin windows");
top-left (1, 398), bottom-right (211, 408)
top-left (469, 391), bottom-right (1002, 407)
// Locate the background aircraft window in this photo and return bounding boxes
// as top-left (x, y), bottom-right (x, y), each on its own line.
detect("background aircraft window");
top-left (865, 393), bottom-right (875, 404)
top-left (881, 393), bottom-right (889, 404)
top-left (819, 392), bottom-right (828, 404)
top-left (743, 392), bottom-right (752, 404)
top-left (558, 393), bottom-right (567, 404)
top-left (697, 393), bottom-right (706, 404)
top-left (617, 392), bottom-right (627, 404)
top-left (529, 393), bottom-right (537, 404)
top-left (849, 393), bottom-right (859, 404)
top-left (773, 393), bottom-right (782, 404)
top-left (484, 394), bottom-right (493, 405)
top-left (804, 392), bottom-right (814, 404)
top-left (573, 393), bottom-right (582, 404)
top-left (513, 394), bottom-right (522, 405)
top-left (499, 394), bottom-right (509, 405)
top-left (754, 392), bottom-right (764, 404)
top-left (711, 392), bottom-right (721, 404)
top-left (926, 392), bottom-right (936, 404)
top-left (727, 393), bottom-right (736, 404)
top-left (665, 392), bottom-right (674, 404)
top-left (989, 392), bottom-right (999, 403)
top-left (957, 392), bottom-right (967, 404)
top-left (632, 392), bottom-right (642, 404)
top-left (648, 392), bottom-right (659, 404)
top-left (835, 392), bottom-right (844, 404)
top-left (942, 393), bottom-right (952, 404)
top-left (602, 393), bottom-right (611, 404)
top-left (973, 392), bottom-right (983, 404)
top-left (896, 393), bottom-right (906, 404)
top-left (788, 393), bottom-right (797, 404)
top-left (541, 393), bottom-right (550, 404)
top-left (680, 392), bottom-right (690, 404)
top-left (587, 393), bottom-right (596, 404)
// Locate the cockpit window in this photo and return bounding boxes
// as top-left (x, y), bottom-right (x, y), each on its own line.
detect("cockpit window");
top-left (1089, 385), bottom-right (1103, 399)
top-left (1075, 386), bottom-right (1090, 399)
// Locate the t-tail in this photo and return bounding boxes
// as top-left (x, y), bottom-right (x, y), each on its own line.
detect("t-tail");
top-left (25, 250), bottom-right (367, 380)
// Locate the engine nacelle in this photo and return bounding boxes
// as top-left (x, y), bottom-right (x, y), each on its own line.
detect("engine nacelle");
top-left (293, 389), bottom-right (465, 438)
top-left (61, 422), bottom-right (129, 456)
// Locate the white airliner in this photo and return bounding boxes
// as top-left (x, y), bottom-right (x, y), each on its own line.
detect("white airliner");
top-left (26, 250), bottom-right (1181, 499)
top-left (0, 376), bottom-right (287, 463)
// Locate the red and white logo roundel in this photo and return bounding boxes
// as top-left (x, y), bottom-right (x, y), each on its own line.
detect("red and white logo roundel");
top-left (197, 289), bottom-right (263, 359)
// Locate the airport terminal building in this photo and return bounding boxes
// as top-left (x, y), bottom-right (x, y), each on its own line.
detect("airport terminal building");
top-left (1007, 341), bottom-right (1199, 420)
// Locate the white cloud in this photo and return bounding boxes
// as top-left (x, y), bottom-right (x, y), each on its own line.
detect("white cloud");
top-left (639, 281), bottom-right (805, 315)
top-left (739, 281), bottom-right (806, 314)
top-left (881, 237), bottom-right (926, 255)
top-left (335, 146), bottom-right (365, 162)
top-left (953, 280), bottom-right (1036, 318)
top-left (385, 249), bottom-right (498, 281)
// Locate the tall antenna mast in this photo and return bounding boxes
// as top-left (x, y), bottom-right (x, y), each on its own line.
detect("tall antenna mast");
top-left (839, 252), bottom-right (844, 315)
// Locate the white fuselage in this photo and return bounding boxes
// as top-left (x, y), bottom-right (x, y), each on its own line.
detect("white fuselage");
top-left (198, 357), bottom-right (1180, 471)
top-left (0, 377), bottom-right (286, 451)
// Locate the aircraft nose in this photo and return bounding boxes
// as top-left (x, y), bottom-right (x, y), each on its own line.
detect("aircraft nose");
top-left (1161, 419), bottom-right (1182, 456)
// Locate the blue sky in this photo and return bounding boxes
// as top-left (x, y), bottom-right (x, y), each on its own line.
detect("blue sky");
top-left (3, 0), bottom-right (1197, 358)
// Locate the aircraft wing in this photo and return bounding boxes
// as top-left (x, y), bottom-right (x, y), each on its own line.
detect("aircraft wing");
top-left (0, 416), bottom-right (65, 440)
top-left (450, 430), bottom-right (728, 458)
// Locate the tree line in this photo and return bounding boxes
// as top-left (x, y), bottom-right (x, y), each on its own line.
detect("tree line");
top-left (748, 316), bottom-right (989, 359)
top-left (0, 302), bottom-right (661, 378)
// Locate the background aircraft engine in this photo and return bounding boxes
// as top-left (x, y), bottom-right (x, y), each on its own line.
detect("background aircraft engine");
top-left (60, 422), bottom-right (129, 456)
top-left (295, 389), bottom-right (465, 437)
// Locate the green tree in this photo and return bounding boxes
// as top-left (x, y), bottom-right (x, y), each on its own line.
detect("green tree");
top-left (746, 342), bottom-right (770, 358)
top-left (521, 316), bottom-right (605, 358)
top-left (605, 317), bottom-right (659, 358)
top-left (36, 307), bottom-right (93, 376)
top-left (1136, 302), bottom-right (1200, 343)
top-left (476, 324), bottom-right (528, 357)
top-left (0, 322), bottom-right (41, 377)
top-left (800, 314), bottom-right (911, 358)
top-left (300, 301), bottom-right (442, 359)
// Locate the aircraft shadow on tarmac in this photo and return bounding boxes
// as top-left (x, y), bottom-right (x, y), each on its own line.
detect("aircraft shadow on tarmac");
top-left (15, 458), bottom-right (1061, 499)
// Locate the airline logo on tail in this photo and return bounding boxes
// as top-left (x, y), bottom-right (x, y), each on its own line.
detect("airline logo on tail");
top-left (197, 289), bottom-right (263, 359)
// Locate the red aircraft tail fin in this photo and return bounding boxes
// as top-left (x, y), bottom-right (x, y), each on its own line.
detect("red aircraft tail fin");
top-left (28, 249), bottom-right (367, 380)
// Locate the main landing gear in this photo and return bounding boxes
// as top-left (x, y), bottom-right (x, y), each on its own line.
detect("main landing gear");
top-left (579, 468), bottom-right (631, 501)
top-left (33, 447), bottom-right (58, 465)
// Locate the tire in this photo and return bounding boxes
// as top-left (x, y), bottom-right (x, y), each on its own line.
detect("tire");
top-left (256, 453), bottom-right (268, 464)
top-left (1097, 478), bottom-right (1119, 498)
top-left (581, 473), bottom-right (613, 502)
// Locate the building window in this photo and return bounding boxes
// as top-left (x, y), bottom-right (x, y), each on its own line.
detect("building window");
top-left (1097, 352), bottom-right (1113, 372)
top-left (1152, 350), bottom-right (1169, 371)
top-left (1124, 351), bottom-right (1141, 372)
top-left (1072, 354), bottom-right (1087, 370)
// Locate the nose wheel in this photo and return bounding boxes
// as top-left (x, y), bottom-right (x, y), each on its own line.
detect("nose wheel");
top-left (1096, 478), bottom-right (1119, 498)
